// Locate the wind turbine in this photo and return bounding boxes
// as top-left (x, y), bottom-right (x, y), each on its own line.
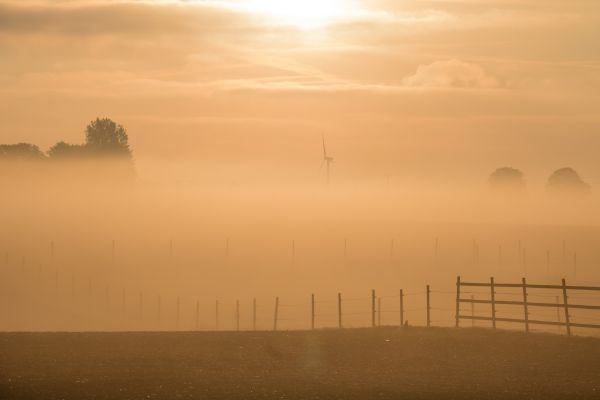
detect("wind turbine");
top-left (321, 135), bottom-right (334, 184)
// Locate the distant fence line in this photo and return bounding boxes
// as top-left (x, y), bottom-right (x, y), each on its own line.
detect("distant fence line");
top-left (2, 265), bottom-right (600, 335)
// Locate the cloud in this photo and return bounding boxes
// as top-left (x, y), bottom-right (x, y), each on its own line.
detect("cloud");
top-left (403, 60), bottom-right (501, 89)
top-left (0, 1), bottom-right (247, 35)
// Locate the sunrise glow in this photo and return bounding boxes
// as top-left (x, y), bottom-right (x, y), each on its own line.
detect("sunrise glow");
top-left (242, 0), bottom-right (356, 28)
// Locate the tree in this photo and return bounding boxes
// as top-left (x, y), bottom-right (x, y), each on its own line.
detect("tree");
top-left (48, 141), bottom-right (87, 159)
top-left (0, 143), bottom-right (46, 160)
top-left (489, 167), bottom-right (526, 192)
top-left (547, 167), bottom-right (590, 194)
top-left (85, 118), bottom-right (131, 157)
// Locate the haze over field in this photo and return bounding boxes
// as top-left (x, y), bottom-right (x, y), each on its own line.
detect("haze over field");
top-left (1, 0), bottom-right (599, 183)
top-left (1, 0), bottom-right (600, 335)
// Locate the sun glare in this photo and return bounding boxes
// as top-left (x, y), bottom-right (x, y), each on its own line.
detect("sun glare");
top-left (244, 0), bottom-right (355, 28)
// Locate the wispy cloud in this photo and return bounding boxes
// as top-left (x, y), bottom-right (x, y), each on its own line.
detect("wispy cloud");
top-left (403, 60), bottom-right (501, 89)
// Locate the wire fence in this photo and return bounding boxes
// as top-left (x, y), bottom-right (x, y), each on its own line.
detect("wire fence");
top-left (3, 265), bottom-right (600, 336)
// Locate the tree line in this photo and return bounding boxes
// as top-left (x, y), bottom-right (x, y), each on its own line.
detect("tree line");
top-left (489, 167), bottom-right (591, 194)
top-left (0, 118), bottom-right (132, 161)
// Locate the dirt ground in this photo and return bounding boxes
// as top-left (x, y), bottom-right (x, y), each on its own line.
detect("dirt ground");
top-left (1, 327), bottom-right (599, 399)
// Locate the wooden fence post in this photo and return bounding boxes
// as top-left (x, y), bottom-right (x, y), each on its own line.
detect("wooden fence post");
top-left (236, 300), bottom-right (240, 331)
top-left (273, 297), bottom-right (279, 331)
top-left (215, 300), bottom-right (219, 331)
top-left (426, 285), bottom-right (431, 328)
top-left (490, 277), bottom-right (496, 329)
top-left (399, 289), bottom-right (404, 327)
top-left (455, 276), bottom-right (461, 328)
top-left (561, 279), bottom-right (571, 336)
top-left (377, 297), bottom-right (382, 327)
top-left (338, 292), bottom-right (343, 329)
top-left (522, 277), bottom-right (529, 333)
top-left (371, 289), bottom-right (376, 328)
top-left (253, 298), bottom-right (257, 331)
top-left (311, 294), bottom-right (315, 330)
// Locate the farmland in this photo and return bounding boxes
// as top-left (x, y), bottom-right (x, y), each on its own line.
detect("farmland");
top-left (1, 327), bottom-right (599, 399)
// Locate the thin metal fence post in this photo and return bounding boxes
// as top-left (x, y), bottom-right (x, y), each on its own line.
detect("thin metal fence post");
top-left (195, 300), bottom-right (200, 330)
top-left (399, 289), bottom-right (404, 327)
top-left (338, 292), bottom-right (343, 329)
top-left (273, 297), bottom-right (279, 331)
top-left (371, 289), bottom-right (376, 327)
top-left (253, 298), bottom-right (257, 331)
top-left (236, 300), bottom-right (240, 331)
top-left (311, 294), bottom-right (315, 330)
top-left (176, 296), bottom-right (180, 330)
top-left (157, 294), bottom-right (161, 327)
top-left (426, 285), bottom-right (431, 328)
top-left (215, 300), bottom-right (219, 331)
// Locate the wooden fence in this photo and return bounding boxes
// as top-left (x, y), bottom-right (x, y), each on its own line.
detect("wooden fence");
top-left (4, 264), bottom-right (600, 335)
top-left (455, 276), bottom-right (600, 336)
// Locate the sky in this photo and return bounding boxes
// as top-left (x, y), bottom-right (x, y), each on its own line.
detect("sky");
top-left (2, 1), bottom-right (600, 333)
top-left (1, 0), bottom-right (599, 185)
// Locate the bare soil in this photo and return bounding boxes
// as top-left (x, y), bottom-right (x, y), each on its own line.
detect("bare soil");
top-left (1, 327), bottom-right (599, 399)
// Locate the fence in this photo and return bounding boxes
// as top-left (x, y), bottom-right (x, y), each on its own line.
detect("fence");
top-left (181, 286), bottom-right (457, 332)
top-left (455, 276), bottom-right (600, 336)
top-left (223, 288), bottom-right (426, 331)
top-left (3, 264), bottom-right (600, 335)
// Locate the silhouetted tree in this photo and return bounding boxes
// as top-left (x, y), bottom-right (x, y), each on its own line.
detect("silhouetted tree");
top-left (85, 118), bottom-right (131, 157)
top-left (489, 167), bottom-right (525, 191)
top-left (547, 167), bottom-right (590, 194)
top-left (0, 143), bottom-right (46, 160)
top-left (48, 142), bottom-right (87, 159)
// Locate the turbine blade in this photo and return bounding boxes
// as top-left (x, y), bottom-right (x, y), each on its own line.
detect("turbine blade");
top-left (322, 135), bottom-right (327, 159)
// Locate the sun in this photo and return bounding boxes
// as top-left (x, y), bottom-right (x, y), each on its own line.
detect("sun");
top-left (244, 0), bottom-right (355, 28)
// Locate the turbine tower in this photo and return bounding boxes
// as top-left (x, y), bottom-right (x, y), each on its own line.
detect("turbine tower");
top-left (321, 135), bottom-right (334, 184)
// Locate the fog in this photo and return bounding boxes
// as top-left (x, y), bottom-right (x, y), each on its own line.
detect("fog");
top-left (2, 157), bottom-right (600, 333)
top-left (1, 0), bottom-right (599, 334)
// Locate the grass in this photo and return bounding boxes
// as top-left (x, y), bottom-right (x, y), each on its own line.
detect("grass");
top-left (1, 327), bottom-right (599, 399)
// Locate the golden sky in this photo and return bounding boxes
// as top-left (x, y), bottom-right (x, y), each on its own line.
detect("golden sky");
top-left (1, 0), bottom-right (599, 183)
